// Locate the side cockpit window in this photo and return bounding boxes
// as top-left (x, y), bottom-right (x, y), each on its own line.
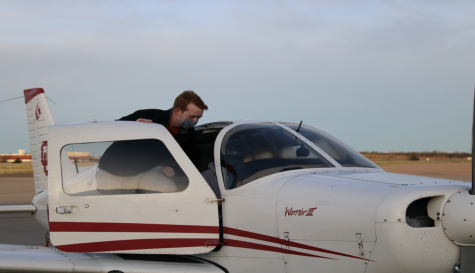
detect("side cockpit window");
top-left (221, 124), bottom-right (334, 190)
top-left (61, 139), bottom-right (189, 196)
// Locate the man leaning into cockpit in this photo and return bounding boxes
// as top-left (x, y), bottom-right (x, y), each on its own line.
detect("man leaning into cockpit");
top-left (96, 90), bottom-right (208, 194)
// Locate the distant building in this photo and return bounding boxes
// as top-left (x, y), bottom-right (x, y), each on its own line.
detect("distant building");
top-left (0, 150), bottom-right (32, 163)
top-left (0, 150), bottom-right (97, 163)
top-left (66, 152), bottom-right (95, 162)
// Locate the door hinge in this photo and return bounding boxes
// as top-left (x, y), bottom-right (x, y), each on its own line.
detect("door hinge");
top-left (356, 233), bottom-right (364, 255)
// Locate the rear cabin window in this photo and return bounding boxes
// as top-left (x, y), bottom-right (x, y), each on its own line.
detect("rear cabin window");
top-left (221, 124), bottom-right (333, 190)
top-left (285, 124), bottom-right (378, 168)
top-left (61, 139), bottom-right (189, 196)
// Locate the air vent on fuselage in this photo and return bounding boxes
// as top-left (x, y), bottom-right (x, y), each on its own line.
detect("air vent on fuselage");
top-left (406, 197), bottom-right (435, 228)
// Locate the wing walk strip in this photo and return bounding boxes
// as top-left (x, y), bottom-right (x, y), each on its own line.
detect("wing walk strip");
top-left (57, 238), bottom-right (214, 253)
top-left (50, 222), bottom-right (371, 261)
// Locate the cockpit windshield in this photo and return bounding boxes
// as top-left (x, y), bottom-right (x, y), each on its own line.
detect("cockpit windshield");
top-left (221, 123), bottom-right (334, 190)
top-left (284, 124), bottom-right (378, 168)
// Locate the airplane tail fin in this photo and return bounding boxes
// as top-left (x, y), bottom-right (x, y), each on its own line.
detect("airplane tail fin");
top-left (24, 88), bottom-right (55, 194)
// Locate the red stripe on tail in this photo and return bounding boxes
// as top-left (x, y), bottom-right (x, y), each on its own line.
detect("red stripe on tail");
top-left (23, 88), bottom-right (44, 104)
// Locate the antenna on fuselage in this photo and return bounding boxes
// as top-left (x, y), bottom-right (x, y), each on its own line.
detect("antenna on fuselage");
top-left (295, 121), bottom-right (303, 141)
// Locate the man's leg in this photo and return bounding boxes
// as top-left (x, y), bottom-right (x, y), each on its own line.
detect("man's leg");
top-left (137, 166), bottom-right (178, 193)
top-left (96, 169), bottom-right (139, 195)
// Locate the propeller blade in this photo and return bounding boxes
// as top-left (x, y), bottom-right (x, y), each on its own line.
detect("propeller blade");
top-left (472, 85), bottom-right (475, 195)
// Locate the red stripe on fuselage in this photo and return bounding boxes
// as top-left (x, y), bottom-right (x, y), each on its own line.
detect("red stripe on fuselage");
top-left (23, 88), bottom-right (44, 104)
top-left (224, 227), bottom-right (370, 261)
top-left (49, 222), bottom-right (371, 261)
top-left (56, 237), bottom-right (334, 260)
top-left (225, 239), bottom-right (335, 260)
top-left (224, 227), bottom-right (282, 244)
top-left (49, 222), bottom-right (219, 234)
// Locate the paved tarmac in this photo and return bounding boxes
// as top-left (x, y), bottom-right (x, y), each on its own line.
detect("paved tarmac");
top-left (0, 213), bottom-right (46, 246)
top-left (0, 173), bottom-right (45, 246)
top-left (0, 163), bottom-right (472, 246)
top-left (0, 173), bottom-right (36, 206)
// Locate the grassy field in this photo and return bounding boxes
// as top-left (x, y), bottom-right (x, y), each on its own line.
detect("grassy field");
top-left (0, 163), bottom-right (33, 175)
top-left (374, 160), bottom-right (471, 166)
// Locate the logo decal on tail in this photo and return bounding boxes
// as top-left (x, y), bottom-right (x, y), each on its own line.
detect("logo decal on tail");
top-left (41, 141), bottom-right (48, 176)
top-left (35, 102), bottom-right (42, 120)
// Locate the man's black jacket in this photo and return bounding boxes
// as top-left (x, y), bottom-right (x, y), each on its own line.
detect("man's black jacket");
top-left (98, 109), bottom-right (201, 176)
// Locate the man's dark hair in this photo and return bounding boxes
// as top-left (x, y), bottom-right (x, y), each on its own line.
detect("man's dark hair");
top-left (173, 90), bottom-right (208, 112)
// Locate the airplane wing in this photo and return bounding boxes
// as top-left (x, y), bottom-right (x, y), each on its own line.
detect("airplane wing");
top-left (0, 244), bottom-right (225, 273)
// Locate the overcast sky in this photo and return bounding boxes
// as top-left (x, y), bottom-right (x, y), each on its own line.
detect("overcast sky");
top-left (1, 0), bottom-right (474, 154)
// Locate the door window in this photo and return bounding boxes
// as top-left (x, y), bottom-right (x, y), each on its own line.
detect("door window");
top-left (61, 139), bottom-right (189, 196)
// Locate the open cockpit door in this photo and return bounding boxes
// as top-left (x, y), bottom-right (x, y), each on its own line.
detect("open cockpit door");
top-left (48, 121), bottom-right (220, 254)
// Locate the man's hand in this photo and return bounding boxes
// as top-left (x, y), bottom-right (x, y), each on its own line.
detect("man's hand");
top-left (136, 118), bottom-right (153, 123)
top-left (161, 166), bottom-right (175, 178)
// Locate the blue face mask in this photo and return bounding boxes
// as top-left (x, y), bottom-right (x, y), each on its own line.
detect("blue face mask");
top-left (177, 112), bottom-right (197, 129)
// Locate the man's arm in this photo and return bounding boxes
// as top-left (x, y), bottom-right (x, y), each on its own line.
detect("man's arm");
top-left (118, 109), bottom-right (157, 122)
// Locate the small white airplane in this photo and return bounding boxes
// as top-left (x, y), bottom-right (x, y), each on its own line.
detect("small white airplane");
top-left (0, 87), bottom-right (474, 273)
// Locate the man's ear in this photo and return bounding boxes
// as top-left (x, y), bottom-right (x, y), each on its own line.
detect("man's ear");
top-left (172, 108), bottom-right (181, 116)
